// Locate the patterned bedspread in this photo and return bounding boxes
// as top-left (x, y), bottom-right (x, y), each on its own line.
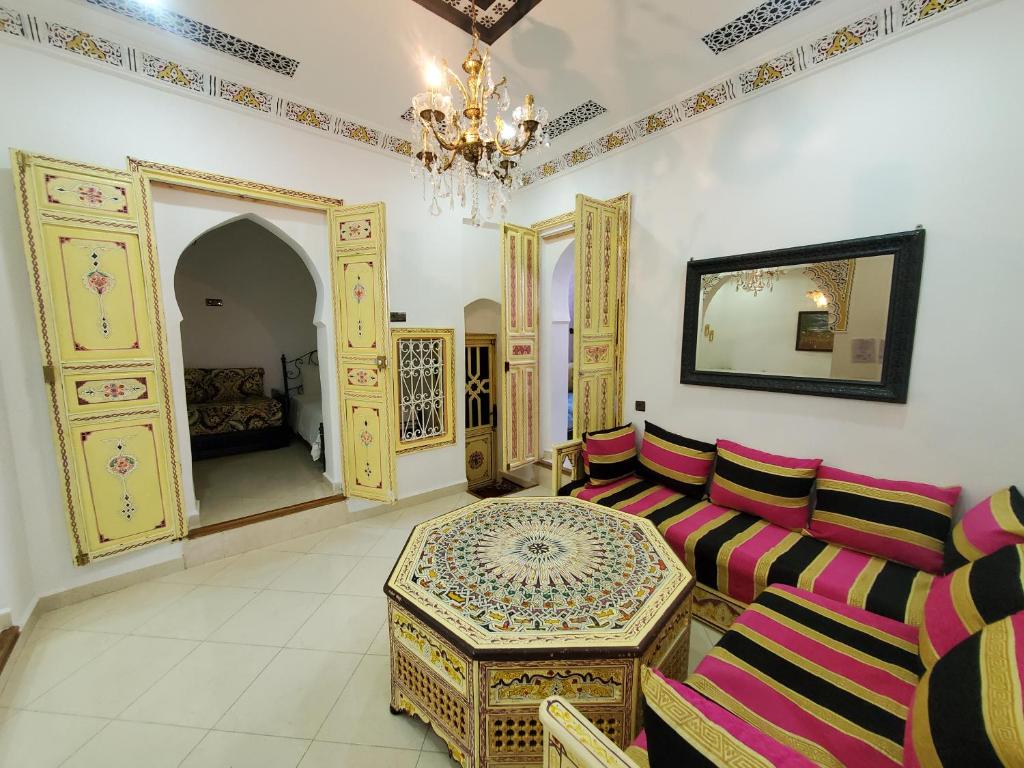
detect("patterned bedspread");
top-left (560, 475), bottom-right (933, 626)
top-left (187, 396), bottom-right (283, 436)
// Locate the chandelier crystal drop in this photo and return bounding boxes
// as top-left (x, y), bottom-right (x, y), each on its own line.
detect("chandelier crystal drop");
top-left (735, 268), bottom-right (786, 297)
top-left (409, 2), bottom-right (548, 226)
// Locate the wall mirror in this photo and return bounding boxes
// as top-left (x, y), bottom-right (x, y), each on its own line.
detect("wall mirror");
top-left (681, 230), bottom-right (924, 403)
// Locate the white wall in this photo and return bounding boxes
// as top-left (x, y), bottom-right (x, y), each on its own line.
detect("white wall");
top-left (176, 219), bottom-right (318, 394)
top-left (0, 41), bottom-right (497, 602)
top-left (511, 0), bottom-right (1024, 510)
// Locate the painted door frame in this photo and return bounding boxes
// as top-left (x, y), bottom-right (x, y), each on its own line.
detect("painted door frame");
top-left (11, 151), bottom-right (397, 565)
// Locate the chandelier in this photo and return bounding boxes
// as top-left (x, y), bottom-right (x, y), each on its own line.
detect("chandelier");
top-left (410, 3), bottom-right (548, 225)
top-left (734, 268), bottom-right (786, 296)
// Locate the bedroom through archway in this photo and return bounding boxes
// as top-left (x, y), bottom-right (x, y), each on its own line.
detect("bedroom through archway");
top-left (174, 216), bottom-right (336, 528)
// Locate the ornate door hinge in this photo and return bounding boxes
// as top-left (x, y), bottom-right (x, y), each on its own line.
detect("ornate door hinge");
top-left (42, 365), bottom-right (55, 385)
top-left (375, 355), bottom-right (388, 370)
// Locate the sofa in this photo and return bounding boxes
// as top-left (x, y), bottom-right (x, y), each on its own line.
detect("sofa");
top-left (552, 426), bottom-right (940, 632)
top-left (543, 422), bottom-right (1024, 767)
top-left (184, 367), bottom-right (289, 459)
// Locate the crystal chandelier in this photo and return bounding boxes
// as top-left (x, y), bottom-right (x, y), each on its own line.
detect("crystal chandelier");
top-left (734, 268), bottom-right (786, 296)
top-left (410, 3), bottom-right (548, 225)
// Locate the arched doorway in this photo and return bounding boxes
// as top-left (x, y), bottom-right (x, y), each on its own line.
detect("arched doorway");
top-left (549, 241), bottom-right (575, 446)
top-left (173, 215), bottom-right (334, 528)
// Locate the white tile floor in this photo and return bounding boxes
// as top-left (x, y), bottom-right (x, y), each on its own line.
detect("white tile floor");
top-left (193, 440), bottom-right (336, 528)
top-left (0, 487), bottom-right (721, 767)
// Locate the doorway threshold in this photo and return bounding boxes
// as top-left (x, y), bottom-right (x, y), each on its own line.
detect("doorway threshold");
top-left (188, 493), bottom-right (346, 539)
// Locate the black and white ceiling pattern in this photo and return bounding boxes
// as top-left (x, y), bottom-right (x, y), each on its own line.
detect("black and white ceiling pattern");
top-left (703, 0), bottom-right (823, 54)
top-left (408, 0), bottom-right (544, 44)
top-left (83, 0), bottom-right (299, 76)
top-left (545, 100), bottom-right (608, 140)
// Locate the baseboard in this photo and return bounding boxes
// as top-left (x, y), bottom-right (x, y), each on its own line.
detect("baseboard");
top-left (34, 558), bottom-right (184, 615)
top-left (392, 481), bottom-right (469, 510)
top-left (188, 493), bottom-right (346, 539)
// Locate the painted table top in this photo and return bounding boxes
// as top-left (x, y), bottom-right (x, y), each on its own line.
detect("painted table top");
top-left (384, 496), bottom-right (691, 654)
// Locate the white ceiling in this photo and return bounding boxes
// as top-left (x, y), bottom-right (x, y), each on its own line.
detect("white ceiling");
top-left (47, 0), bottom-right (878, 164)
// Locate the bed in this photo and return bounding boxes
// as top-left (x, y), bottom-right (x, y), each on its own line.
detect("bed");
top-left (282, 350), bottom-right (325, 466)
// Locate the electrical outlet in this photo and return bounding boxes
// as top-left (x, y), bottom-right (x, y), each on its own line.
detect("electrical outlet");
top-left (635, 400), bottom-right (646, 412)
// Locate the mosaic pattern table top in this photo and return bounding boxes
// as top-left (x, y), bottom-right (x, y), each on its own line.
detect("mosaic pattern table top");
top-left (385, 497), bottom-right (691, 653)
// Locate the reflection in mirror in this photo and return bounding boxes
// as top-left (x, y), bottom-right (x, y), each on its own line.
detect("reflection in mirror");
top-left (695, 255), bottom-right (894, 382)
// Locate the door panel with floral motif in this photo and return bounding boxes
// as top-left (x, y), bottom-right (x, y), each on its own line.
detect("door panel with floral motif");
top-left (331, 203), bottom-right (396, 502)
top-left (500, 224), bottom-right (540, 470)
top-left (573, 195), bottom-right (623, 437)
top-left (11, 151), bottom-right (185, 564)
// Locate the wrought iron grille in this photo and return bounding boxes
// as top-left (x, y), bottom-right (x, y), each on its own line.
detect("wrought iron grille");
top-left (397, 336), bottom-right (446, 443)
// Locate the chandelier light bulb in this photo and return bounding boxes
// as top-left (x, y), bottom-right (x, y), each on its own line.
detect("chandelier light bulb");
top-left (422, 60), bottom-right (445, 91)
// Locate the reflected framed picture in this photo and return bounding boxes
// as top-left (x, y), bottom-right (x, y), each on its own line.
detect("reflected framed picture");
top-left (795, 311), bottom-right (833, 352)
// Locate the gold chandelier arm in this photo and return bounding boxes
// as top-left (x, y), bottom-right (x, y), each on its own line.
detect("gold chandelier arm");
top-left (445, 65), bottom-right (470, 104)
top-left (440, 148), bottom-right (459, 173)
top-left (485, 75), bottom-right (507, 99)
top-left (490, 123), bottom-right (538, 157)
top-left (423, 118), bottom-right (461, 152)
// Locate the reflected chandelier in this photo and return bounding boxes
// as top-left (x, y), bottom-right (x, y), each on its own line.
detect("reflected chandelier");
top-left (735, 268), bottom-right (786, 297)
top-left (410, 2), bottom-right (548, 225)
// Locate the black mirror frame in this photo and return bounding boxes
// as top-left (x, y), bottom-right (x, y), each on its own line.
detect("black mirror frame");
top-left (680, 229), bottom-right (925, 403)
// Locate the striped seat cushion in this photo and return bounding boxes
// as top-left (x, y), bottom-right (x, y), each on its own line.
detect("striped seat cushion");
top-left (809, 466), bottom-right (960, 574)
top-left (945, 486), bottom-right (1024, 572)
top-left (919, 544), bottom-right (1024, 669)
top-left (641, 668), bottom-right (814, 767)
top-left (709, 440), bottom-right (821, 531)
top-left (561, 476), bottom-right (934, 626)
top-left (905, 611), bottom-right (1024, 767)
top-left (636, 421), bottom-right (716, 498)
top-left (688, 585), bottom-right (922, 768)
top-left (584, 424), bottom-right (637, 486)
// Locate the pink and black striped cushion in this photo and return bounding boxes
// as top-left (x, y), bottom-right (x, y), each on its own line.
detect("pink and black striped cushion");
top-left (584, 424), bottom-right (637, 486)
top-left (945, 486), bottom-right (1024, 572)
top-left (905, 611), bottom-right (1024, 768)
top-left (689, 585), bottom-right (921, 768)
top-left (641, 668), bottom-right (814, 768)
top-left (808, 466), bottom-right (960, 574)
top-left (919, 544), bottom-right (1024, 669)
top-left (709, 440), bottom-right (821, 530)
top-left (636, 421), bottom-right (716, 499)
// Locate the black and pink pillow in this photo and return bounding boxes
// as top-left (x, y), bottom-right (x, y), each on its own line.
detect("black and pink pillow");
top-left (584, 424), bottom-right (637, 486)
top-left (636, 421), bottom-right (716, 499)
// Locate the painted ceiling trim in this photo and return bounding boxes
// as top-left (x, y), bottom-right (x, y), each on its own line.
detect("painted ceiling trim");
top-left (520, 0), bottom-right (988, 188)
top-left (703, 0), bottom-right (824, 55)
top-left (545, 100), bottom-right (608, 140)
top-left (0, 4), bottom-right (413, 164)
top-left (408, 0), bottom-right (545, 45)
top-left (83, 0), bottom-right (300, 77)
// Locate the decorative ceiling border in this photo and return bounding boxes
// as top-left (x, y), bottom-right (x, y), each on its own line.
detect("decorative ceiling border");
top-left (546, 100), bottom-right (608, 140)
top-left (0, 5), bottom-right (414, 164)
top-left (703, 0), bottom-right (824, 55)
top-left (520, 0), bottom-right (989, 188)
top-left (83, 0), bottom-right (300, 77)
top-left (407, 0), bottom-right (545, 45)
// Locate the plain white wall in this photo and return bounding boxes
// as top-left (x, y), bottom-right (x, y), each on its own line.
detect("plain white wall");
top-left (176, 218), bottom-right (318, 394)
top-left (511, 0), bottom-right (1024, 510)
top-left (0, 41), bottom-right (493, 602)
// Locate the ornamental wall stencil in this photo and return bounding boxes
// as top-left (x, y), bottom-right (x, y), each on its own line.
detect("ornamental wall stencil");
top-left (105, 437), bottom-right (139, 520)
top-left (545, 100), bottom-right (609, 140)
top-left (703, 0), bottom-right (824, 54)
top-left (803, 260), bottom-right (857, 331)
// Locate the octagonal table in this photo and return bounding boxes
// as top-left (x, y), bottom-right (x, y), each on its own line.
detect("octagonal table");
top-left (384, 496), bottom-right (693, 768)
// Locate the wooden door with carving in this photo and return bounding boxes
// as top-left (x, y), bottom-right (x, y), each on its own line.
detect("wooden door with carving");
top-left (331, 203), bottom-right (397, 502)
top-left (500, 223), bottom-right (540, 470)
top-left (573, 194), bottom-right (624, 437)
top-left (11, 151), bottom-right (185, 564)
top-left (464, 334), bottom-right (497, 489)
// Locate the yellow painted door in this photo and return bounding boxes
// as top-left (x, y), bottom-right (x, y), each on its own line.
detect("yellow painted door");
top-left (331, 203), bottom-right (397, 502)
top-left (11, 151), bottom-right (185, 564)
top-left (573, 194), bottom-right (625, 437)
top-left (465, 334), bottom-right (496, 489)
top-left (500, 224), bottom-right (540, 470)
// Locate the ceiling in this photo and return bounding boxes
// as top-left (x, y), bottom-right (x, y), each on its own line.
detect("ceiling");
top-left (51, 0), bottom-right (879, 166)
